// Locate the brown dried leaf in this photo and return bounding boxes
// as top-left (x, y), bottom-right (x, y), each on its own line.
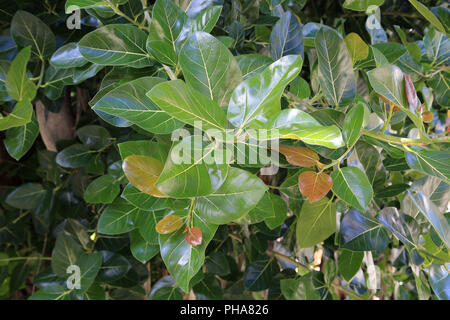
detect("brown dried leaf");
top-left (298, 171), bottom-right (333, 203)
top-left (185, 227), bottom-right (202, 246)
top-left (156, 214), bottom-right (184, 234)
top-left (278, 145), bottom-right (319, 167)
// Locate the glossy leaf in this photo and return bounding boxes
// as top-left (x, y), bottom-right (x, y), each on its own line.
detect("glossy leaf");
top-left (270, 9), bottom-right (304, 60)
top-left (339, 209), bottom-right (389, 253)
top-left (185, 227), bottom-right (202, 246)
top-left (130, 229), bottom-right (159, 264)
top-left (50, 42), bottom-right (88, 69)
top-left (56, 144), bottom-right (93, 169)
top-left (281, 275), bottom-right (321, 300)
top-left (315, 28), bottom-right (356, 107)
top-left (51, 234), bottom-right (84, 277)
top-left (244, 256), bottom-right (280, 291)
top-left (235, 54), bottom-right (274, 80)
top-left (147, 79), bottom-right (229, 132)
top-left (343, 103), bottom-right (364, 146)
top-left (5, 183), bottom-right (46, 210)
top-left (179, 31), bottom-right (242, 107)
top-left (343, 0), bottom-right (385, 11)
top-left (227, 55), bottom-right (303, 129)
top-left (196, 167), bottom-right (267, 224)
top-left (97, 198), bottom-right (142, 235)
top-left (296, 197), bottom-right (336, 248)
top-left (155, 136), bottom-right (229, 198)
top-left (406, 149), bottom-right (450, 184)
top-left (298, 171), bottom-right (333, 203)
top-left (4, 111), bottom-right (39, 160)
top-left (159, 210), bottom-right (218, 292)
top-left (331, 166), bottom-right (374, 212)
top-left (79, 24), bottom-right (153, 68)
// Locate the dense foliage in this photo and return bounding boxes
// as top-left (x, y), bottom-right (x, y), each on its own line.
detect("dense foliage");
top-left (0, 0), bottom-right (449, 300)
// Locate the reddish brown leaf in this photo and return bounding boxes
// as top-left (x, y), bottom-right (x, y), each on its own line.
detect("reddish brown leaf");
top-left (155, 214), bottom-right (184, 234)
top-left (298, 171), bottom-right (333, 203)
top-left (278, 145), bottom-right (320, 167)
top-left (422, 111), bottom-right (433, 123)
top-left (404, 74), bottom-right (418, 109)
top-left (185, 227), bottom-right (202, 246)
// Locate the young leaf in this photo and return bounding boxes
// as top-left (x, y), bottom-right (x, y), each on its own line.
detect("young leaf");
top-left (345, 33), bottom-right (369, 62)
top-left (296, 197), bottom-right (336, 248)
top-left (179, 31), bottom-right (242, 107)
top-left (155, 214), bottom-right (184, 234)
top-left (159, 210), bottom-right (218, 292)
top-left (331, 166), bottom-right (374, 212)
top-left (122, 155), bottom-right (168, 198)
top-left (185, 227), bottom-right (202, 246)
top-left (278, 145), bottom-right (320, 167)
top-left (298, 171), bottom-right (333, 203)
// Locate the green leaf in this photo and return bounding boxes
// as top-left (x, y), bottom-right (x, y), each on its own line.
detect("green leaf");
top-left (5, 183), bottom-right (46, 210)
top-left (315, 28), bottom-right (356, 107)
top-left (130, 229), bottom-right (159, 264)
top-left (280, 275), bottom-right (321, 300)
top-left (227, 55), bottom-right (303, 129)
top-left (406, 149), bottom-right (450, 184)
top-left (427, 264), bottom-right (450, 300)
top-left (193, 273), bottom-right (223, 300)
top-left (79, 24), bottom-right (153, 68)
top-left (268, 109), bottom-right (345, 149)
top-left (72, 63), bottom-right (103, 84)
top-left (97, 198), bottom-right (143, 235)
top-left (51, 234), bottom-right (84, 277)
top-left (10, 10), bottom-right (56, 60)
top-left (179, 31), bottom-right (242, 107)
top-left (76, 125), bottom-right (111, 150)
top-left (205, 252), bottom-right (230, 277)
top-left (375, 184), bottom-right (410, 198)
top-left (93, 77), bottom-right (183, 134)
top-left (4, 111), bottom-right (39, 161)
top-left (56, 144), bottom-right (93, 169)
top-left (235, 54), bottom-right (274, 80)
top-left (50, 42), bottom-right (88, 69)
top-left (270, 9), bottom-right (304, 61)
top-left (408, 191), bottom-right (450, 249)
top-left (146, 0), bottom-right (189, 66)
top-left (121, 184), bottom-right (171, 211)
top-left (243, 256), bottom-right (280, 291)
top-left (191, 6), bottom-right (222, 33)
top-left (345, 33), bottom-right (369, 63)
top-left (97, 251), bottom-right (131, 283)
top-left (42, 65), bottom-right (73, 100)
top-left (74, 253), bottom-right (103, 295)
top-left (290, 76), bottom-right (310, 99)
top-left (156, 136), bottom-right (229, 198)
top-left (196, 167), bottom-right (268, 224)
top-left (338, 250), bottom-right (363, 282)
top-left (159, 210), bottom-right (218, 292)
top-left (343, 103), bottom-right (364, 146)
top-left (331, 167), bottom-right (374, 212)
top-left (147, 79), bottom-right (229, 131)
top-left (65, 0), bottom-right (110, 10)
top-left (339, 209), bottom-right (389, 253)
top-left (408, 0), bottom-right (446, 33)
top-left (377, 207), bottom-right (421, 249)
top-left (355, 141), bottom-right (381, 186)
top-left (135, 210), bottom-right (166, 245)
top-left (5, 46), bottom-right (36, 102)
top-left (296, 197), bottom-right (336, 248)
top-left (84, 175), bottom-right (120, 204)
top-left (343, 0), bottom-right (385, 11)
top-left (264, 193), bottom-right (288, 230)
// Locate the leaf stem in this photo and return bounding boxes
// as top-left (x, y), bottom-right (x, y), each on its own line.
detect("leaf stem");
top-left (362, 130), bottom-right (450, 146)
